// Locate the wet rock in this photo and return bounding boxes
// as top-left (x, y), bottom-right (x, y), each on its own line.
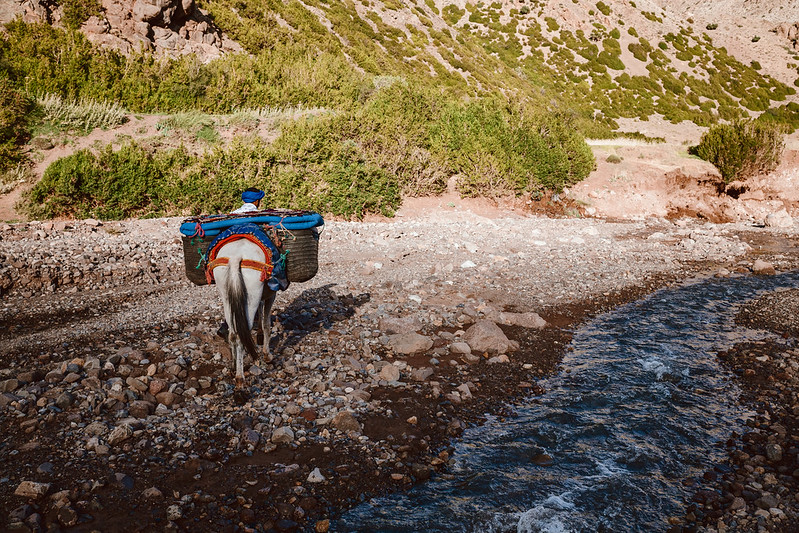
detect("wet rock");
top-left (765, 443), bottom-right (783, 462)
top-left (276, 519), bottom-right (299, 531)
top-left (388, 332), bottom-right (433, 355)
top-left (463, 320), bottom-right (512, 354)
top-left (115, 472), bottom-right (135, 490)
top-left (14, 481), bottom-right (50, 499)
top-left (9, 504), bottom-right (34, 521)
top-left (57, 505), bottom-right (79, 527)
top-left (331, 411), bottom-right (361, 433)
top-left (0, 378), bottom-right (19, 392)
top-left (411, 463), bottom-right (432, 480)
top-left (532, 454), bottom-right (554, 467)
top-left (756, 494), bottom-right (779, 510)
top-left (729, 497), bottom-right (746, 511)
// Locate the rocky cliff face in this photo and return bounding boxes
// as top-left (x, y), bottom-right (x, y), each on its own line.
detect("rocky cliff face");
top-left (0, 0), bottom-right (241, 62)
top-left (774, 22), bottom-right (799, 51)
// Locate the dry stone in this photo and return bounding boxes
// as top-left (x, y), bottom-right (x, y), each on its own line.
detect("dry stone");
top-left (498, 311), bottom-right (547, 329)
top-left (464, 319), bottom-right (512, 354)
top-left (107, 423), bottom-right (133, 446)
top-left (14, 481), bottom-right (50, 499)
top-left (379, 363), bottom-right (401, 382)
top-left (753, 259), bottom-right (776, 276)
top-left (765, 209), bottom-right (793, 228)
top-left (449, 342), bottom-right (471, 355)
top-left (331, 411), bottom-right (361, 433)
top-left (379, 316), bottom-right (423, 334)
top-left (388, 332), bottom-right (433, 355)
top-left (271, 426), bottom-right (294, 444)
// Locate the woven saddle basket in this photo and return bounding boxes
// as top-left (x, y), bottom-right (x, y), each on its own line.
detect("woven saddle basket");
top-left (182, 226), bottom-right (320, 286)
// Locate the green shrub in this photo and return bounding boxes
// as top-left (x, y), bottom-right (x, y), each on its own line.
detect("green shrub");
top-left (628, 42), bottom-right (647, 62)
top-left (442, 4), bottom-right (465, 25)
top-left (606, 154), bottom-right (622, 163)
top-left (0, 80), bottom-right (32, 172)
top-left (60, 0), bottom-right (102, 30)
top-left (22, 134), bottom-right (403, 220)
top-left (689, 120), bottom-right (785, 183)
top-left (596, 2), bottom-right (611, 16)
top-left (430, 101), bottom-right (594, 196)
top-left (706, 23), bottom-right (718, 30)
top-left (24, 142), bottom-right (184, 220)
top-left (757, 102), bottom-right (799, 133)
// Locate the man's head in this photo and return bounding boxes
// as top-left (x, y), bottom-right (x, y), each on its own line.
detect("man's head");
top-left (242, 187), bottom-right (265, 207)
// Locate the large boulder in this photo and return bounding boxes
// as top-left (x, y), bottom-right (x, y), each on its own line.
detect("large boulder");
top-left (463, 320), bottom-right (513, 355)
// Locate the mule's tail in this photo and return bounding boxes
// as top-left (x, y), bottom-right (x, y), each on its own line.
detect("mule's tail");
top-left (226, 256), bottom-right (259, 359)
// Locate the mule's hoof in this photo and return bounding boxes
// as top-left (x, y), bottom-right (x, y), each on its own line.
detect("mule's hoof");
top-left (232, 388), bottom-right (250, 404)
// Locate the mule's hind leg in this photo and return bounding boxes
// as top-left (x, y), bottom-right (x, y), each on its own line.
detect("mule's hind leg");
top-left (229, 331), bottom-right (246, 388)
top-left (260, 289), bottom-right (277, 362)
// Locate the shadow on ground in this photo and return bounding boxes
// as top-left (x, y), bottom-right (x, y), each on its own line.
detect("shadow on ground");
top-left (273, 283), bottom-right (370, 349)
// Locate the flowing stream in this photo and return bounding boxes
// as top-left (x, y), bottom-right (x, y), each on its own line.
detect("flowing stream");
top-left (338, 272), bottom-right (799, 532)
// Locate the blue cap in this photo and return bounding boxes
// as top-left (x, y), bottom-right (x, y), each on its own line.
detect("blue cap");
top-left (241, 189), bottom-right (265, 203)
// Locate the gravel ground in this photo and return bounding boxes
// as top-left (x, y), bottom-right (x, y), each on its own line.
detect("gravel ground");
top-left (1, 211), bottom-right (798, 532)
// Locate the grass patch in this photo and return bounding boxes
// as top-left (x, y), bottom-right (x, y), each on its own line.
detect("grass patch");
top-left (36, 93), bottom-right (128, 133)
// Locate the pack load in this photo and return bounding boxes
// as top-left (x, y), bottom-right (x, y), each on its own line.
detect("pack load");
top-left (179, 209), bottom-right (324, 286)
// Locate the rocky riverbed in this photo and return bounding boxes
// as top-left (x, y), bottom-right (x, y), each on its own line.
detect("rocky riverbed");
top-left (1, 210), bottom-right (798, 532)
top-left (684, 289), bottom-right (799, 533)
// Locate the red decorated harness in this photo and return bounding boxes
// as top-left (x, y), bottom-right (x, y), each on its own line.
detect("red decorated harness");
top-left (204, 234), bottom-right (274, 285)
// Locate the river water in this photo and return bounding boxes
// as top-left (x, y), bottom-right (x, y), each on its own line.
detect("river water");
top-left (338, 272), bottom-right (799, 532)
